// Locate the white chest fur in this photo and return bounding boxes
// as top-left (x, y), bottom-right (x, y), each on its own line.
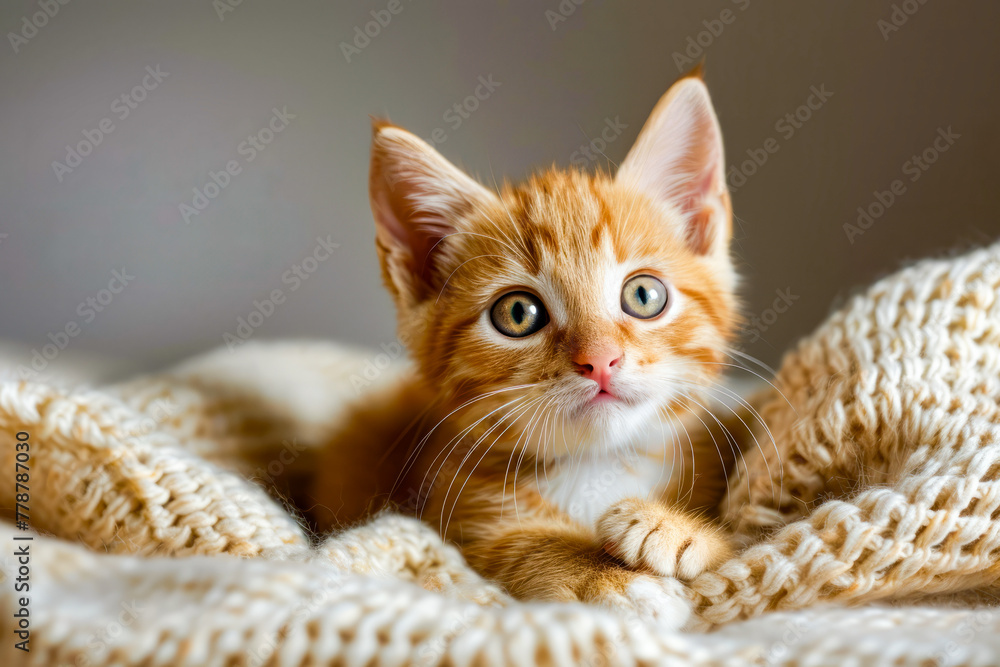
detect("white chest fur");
top-left (538, 447), bottom-right (674, 527)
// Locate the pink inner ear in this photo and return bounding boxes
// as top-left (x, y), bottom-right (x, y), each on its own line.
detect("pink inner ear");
top-left (369, 124), bottom-right (500, 296)
top-left (678, 152), bottom-right (719, 212)
top-left (372, 169), bottom-right (454, 285)
top-left (679, 159), bottom-right (722, 254)
top-left (372, 186), bottom-right (410, 248)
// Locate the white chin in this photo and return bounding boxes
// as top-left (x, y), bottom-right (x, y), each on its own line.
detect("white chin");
top-left (571, 399), bottom-right (658, 450)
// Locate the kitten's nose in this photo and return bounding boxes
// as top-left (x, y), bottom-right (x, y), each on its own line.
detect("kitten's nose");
top-left (573, 350), bottom-right (622, 392)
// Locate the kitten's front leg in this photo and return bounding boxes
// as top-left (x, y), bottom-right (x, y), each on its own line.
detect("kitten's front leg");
top-left (596, 497), bottom-right (733, 579)
top-left (463, 518), bottom-right (692, 628)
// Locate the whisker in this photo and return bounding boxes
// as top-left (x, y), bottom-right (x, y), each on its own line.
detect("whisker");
top-left (658, 403), bottom-right (702, 507)
top-left (652, 410), bottom-right (676, 497)
top-left (533, 399), bottom-right (559, 492)
top-left (476, 203), bottom-right (532, 267)
top-left (405, 384), bottom-right (536, 512)
top-left (674, 378), bottom-right (781, 507)
top-left (687, 359), bottom-right (798, 416)
top-left (435, 253), bottom-right (518, 304)
top-left (439, 395), bottom-right (533, 536)
top-left (423, 390), bottom-right (532, 507)
top-left (464, 396), bottom-right (542, 528)
top-left (682, 377), bottom-right (784, 506)
top-left (675, 388), bottom-right (750, 503)
top-left (510, 396), bottom-right (550, 525)
top-left (428, 229), bottom-right (522, 260)
top-left (499, 395), bottom-right (548, 520)
top-left (485, 165), bottom-right (533, 253)
top-left (550, 407), bottom-right (571, 487)
top-left (725, 348), bottom-right (778, 377)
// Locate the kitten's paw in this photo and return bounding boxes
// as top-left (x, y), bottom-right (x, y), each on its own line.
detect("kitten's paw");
top-left (596, 497), bottom-right (733, 580)
top-left (594, 574), bottom-right (691, 629)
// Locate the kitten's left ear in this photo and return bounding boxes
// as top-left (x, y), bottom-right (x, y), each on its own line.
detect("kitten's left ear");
top-left (616, 75), bottom-right (731, 256)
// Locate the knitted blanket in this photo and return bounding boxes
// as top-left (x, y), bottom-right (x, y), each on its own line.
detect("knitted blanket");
top-left (2, 242), bottom-right (1000, 666)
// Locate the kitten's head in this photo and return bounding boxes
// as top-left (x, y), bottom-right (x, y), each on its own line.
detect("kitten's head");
top-left (369, 74), bottom-right (737, 456)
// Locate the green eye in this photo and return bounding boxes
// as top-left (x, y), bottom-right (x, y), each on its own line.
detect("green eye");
top-left (621, 275), bottom-right (668, 319)
top-left (490, 292), bottom-right (549, 338)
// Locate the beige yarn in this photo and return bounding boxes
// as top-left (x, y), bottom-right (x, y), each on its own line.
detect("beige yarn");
top-left (1, 242), bottom-right (999, 666)
top-left (692, 242), bottom-right (1000, 627)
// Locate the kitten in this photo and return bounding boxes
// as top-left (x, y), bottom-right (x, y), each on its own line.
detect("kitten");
top-left (313, 71), bottom-right (739, 622)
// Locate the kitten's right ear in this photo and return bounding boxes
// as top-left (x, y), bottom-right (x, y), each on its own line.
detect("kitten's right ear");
top-left (369, 120), bottom-right (499, 304)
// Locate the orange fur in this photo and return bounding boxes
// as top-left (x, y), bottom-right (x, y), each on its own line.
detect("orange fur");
top-left (313, 74), bottom-right (740, 619)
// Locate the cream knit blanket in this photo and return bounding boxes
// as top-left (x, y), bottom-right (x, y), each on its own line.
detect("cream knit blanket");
top-left (2, 242), bottom-right (1000, 666)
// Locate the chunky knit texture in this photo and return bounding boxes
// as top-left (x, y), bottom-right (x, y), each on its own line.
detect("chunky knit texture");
top-left (1, 242), bottom-right (999, 666)
top-left (696, 241), bottom-right (1000, 628)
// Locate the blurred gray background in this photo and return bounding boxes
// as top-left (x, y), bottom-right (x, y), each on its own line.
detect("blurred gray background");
top-left (2, 0), bottom-right (999, 378)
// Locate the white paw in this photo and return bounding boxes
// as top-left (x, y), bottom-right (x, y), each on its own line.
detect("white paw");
top-left (597, 497), bottom-right (732, 580)
top-left (597, 574), bottom-right (691, 630)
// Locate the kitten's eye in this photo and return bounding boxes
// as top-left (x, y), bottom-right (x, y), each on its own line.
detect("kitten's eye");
top-left (621, 275), bottom-right (668, 319)
top-left (490, 292), bottom-right (549, 338)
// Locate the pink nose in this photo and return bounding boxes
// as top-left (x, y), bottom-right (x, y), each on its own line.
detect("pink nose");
top-left (573, 351), bottom-right (622, 392)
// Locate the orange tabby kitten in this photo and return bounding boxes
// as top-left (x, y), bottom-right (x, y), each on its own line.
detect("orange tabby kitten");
top-left (313, 71), bottom-right (739, 623)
